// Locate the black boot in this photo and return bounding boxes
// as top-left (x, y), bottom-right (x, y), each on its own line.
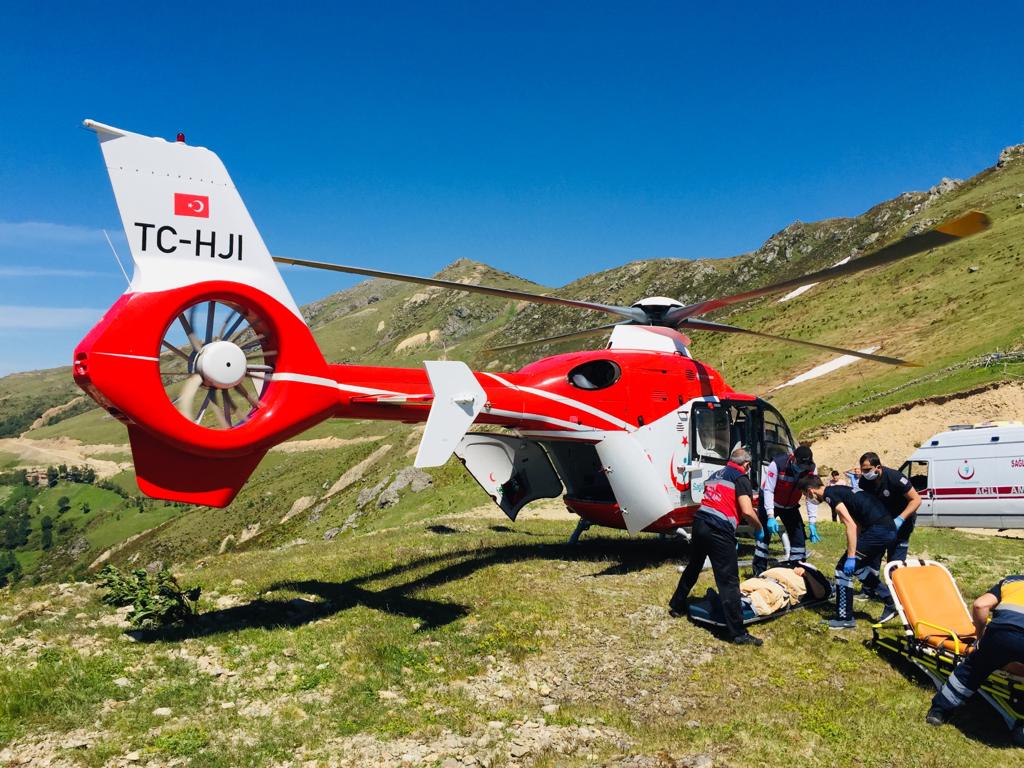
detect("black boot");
top-left (926, 707), bottom-right (948, 726)
top-left (730, 633), bottom-right (763, 647)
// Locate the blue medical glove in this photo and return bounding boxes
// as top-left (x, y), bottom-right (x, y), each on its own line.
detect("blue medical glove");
top-left (767, 517), bottom-right (781, 536)
top-left (894, 517), bottom-right (904, 531)
top-left (808, 523), bottom-right (820, 543)
top-left (754, 527), bottom-right (765, 543)
top-left (843, 556), bottom-right (857, 576)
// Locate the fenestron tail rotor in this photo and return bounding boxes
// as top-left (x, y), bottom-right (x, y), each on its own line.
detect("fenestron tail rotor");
top-left (159, 299), bottom-right (275, 430)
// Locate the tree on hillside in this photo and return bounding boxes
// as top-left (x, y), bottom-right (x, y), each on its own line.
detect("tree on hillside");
top-left (46, 466), bottom-right (58, 487)
top-left (80, 502), bottom-right (90, 515)
top-left (81, 466), bottom-right (96, 484)
top-left (14, 511), bottom-right (29, 548)
top-left (68, 466), bottom-right (82, 483)
top-left (2, 522), bottom-right (18, 550)
top-left (58, 464), bottom-right (68, 479)
top-left (57, 496), bottom-right (71, 515)
top-left (0, 551), bottom-right (22, 587)
top-left (40, 516), bottom-right (53, 550)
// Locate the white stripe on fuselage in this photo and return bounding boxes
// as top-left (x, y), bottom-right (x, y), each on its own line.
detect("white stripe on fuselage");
top-left (267, 372), bottom-right (590, 433)
top-left (481, 372), bottom-right (634, 431)
top-left (93, 352), bottom-right (161, 362)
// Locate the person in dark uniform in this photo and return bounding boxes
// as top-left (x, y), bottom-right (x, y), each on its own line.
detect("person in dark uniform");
top-left (799, 475), bottom-right (897, 629)
top-left (669, 447), bottom-right (766, 646)
top-left (752, 445), bottom-right (818, 575)
top-left (858, 451), bottom-right (921, 563)
top-left (927, 575), bottom-right (1024, 745)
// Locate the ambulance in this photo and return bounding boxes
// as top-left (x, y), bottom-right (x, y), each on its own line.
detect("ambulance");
top-left (900, 422), bottom-right (1024, 529)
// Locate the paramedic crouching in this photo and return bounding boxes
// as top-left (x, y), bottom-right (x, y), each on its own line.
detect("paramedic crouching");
top-left (799, 475), bottom-right (897, 629)
top-left (927, 575), bottom-right (1024, 745)
top-left (669, 447), bottom-right (766, 646)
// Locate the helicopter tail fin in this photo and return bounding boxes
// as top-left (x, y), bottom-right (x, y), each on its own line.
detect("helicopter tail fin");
top-left (82, 119), bottom-right (302, 319)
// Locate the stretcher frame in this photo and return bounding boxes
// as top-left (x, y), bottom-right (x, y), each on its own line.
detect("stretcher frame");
top-left (871, 558), bottom-right (1024, 731)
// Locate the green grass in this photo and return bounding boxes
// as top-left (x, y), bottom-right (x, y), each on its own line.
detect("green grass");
top-left (0, 452), bottom-right (22, 470)
top-left (1, 508), bottom-right (1022, 766)
top-left (25, 408), bottom-right (128, 444)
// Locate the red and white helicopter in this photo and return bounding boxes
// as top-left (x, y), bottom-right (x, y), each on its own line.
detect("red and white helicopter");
top-left (73, 121), bottom-right (989, 538)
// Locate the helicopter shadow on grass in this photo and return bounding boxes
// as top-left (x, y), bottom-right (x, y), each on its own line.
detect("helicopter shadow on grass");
top-left (133, 532), bottom-right (687, 643)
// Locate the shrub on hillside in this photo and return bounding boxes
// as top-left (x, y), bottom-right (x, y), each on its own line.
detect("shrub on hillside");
top-left (95, 565), bottom-right (201, 630)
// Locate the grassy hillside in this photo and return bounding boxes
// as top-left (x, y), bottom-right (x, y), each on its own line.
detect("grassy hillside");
top-left (0, 366), bottom-right (85, 438)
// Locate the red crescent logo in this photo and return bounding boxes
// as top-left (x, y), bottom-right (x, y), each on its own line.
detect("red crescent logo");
top-left (488, 472), bottom-right (496, 483)
top-left (669, 456), bottom-right (691, 492)
top-left (958, 462), bottom-right (975, 480)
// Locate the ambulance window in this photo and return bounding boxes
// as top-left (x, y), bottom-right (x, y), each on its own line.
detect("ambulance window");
top-left (567, 360), bottom-right (621, 390)
top-left (901, 460), bottom-right (929, 492)
top-left (692, 403), bottom-right (731, 464)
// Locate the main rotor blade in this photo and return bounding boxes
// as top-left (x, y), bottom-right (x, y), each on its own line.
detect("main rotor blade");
top-left (486, 322), bottom-right (625, 352)
top-left (678, 318), bottom-right (919, 367)
top-left (272, 256), bottom-right (646, 322)
top-left (666, 210), bottom-right (990, 322)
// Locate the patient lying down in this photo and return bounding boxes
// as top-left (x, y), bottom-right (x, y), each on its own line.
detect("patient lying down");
top-left (741, 567), bottom-right (814, 616)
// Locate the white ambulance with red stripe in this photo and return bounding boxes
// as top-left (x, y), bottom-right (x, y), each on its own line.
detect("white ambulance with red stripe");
top-left (900, 422), bottom-right (1024, 529)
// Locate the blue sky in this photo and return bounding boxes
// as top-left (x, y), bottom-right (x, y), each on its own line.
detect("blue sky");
top-left (2, 2), bottom-right (1023, 375)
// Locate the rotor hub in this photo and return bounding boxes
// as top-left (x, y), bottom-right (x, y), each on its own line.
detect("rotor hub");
top-left (194, 340), bottom-right (247, 389)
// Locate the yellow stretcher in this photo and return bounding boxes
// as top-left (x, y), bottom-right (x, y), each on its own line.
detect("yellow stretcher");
top-left (871, 559), bottom-right (1024, 734)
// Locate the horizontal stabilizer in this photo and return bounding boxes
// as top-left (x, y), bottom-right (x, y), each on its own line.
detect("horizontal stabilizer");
top-left (415, 361), bottom-right (487, 468)
top-left (128, 426), bottom-right (266, 507)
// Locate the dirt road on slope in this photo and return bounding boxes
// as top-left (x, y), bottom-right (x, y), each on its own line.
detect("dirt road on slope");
top-left (808, 382), bottom-right (1024, 471)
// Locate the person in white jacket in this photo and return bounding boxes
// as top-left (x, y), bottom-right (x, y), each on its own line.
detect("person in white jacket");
top-left (753, 445), bottom-right (819, 575)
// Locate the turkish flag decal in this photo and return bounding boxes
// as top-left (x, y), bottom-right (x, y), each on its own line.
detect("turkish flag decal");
top-left (174, 193), bottom-right (210, 218)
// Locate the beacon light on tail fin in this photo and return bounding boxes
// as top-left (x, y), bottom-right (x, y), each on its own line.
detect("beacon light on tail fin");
top-left (75, 122), bottom-right (338, 505)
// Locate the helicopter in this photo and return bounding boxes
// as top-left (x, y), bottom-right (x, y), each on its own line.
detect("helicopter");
top-left (72, 120), bottom-right (990, 538)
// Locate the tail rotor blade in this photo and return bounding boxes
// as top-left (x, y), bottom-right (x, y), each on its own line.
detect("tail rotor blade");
top-left (178, 313), bottom-right (204, 354)
top-left (176, 374), bottom-right (203, 419)
top-left (678, 318), bottom-right (919, 367)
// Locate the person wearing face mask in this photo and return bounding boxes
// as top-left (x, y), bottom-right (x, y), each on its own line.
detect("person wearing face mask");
top-left (858, 451), bottom-right (921, 564)
top-left (798, 474), bottom-right (897, 629)
top-left (752, 445), bottom-right (819, 575)
top-left (669, 447), bottom-right (766, 646)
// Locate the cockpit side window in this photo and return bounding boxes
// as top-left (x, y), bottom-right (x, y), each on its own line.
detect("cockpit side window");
top-left (567, 360), bottom-right (622, 391)
top-left (691, 403), bottom-right (731, 464)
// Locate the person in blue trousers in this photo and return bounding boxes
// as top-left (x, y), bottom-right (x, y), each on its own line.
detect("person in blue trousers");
top-left (799, 475), bottom-right (897, 629)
